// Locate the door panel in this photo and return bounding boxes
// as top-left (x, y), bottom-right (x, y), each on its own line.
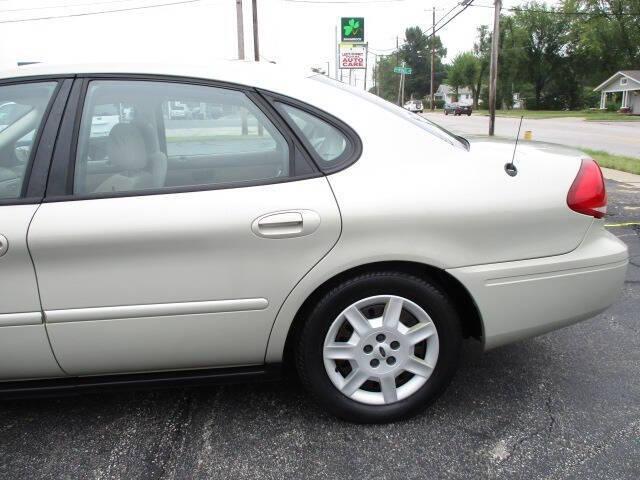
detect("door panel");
top-left (0, 205), bottom-right (64, 379)
top-left (0, 80), bottom-right (69, 380)
top-left (29, 178), bottom-right (340, 375)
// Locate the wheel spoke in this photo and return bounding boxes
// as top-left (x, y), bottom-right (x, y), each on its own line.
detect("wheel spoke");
top-left (405, 322), bottom-right (436, 345)
top-left (382, 297), bottom-right (403, 330)
top-left (379, 375), bottom-right (398, 403)
top-left (340, 369), bottom-right (369, 396)
top-left (404, 356), bottom-right (434, 378)
top-left (324, 342), bottom-right (357, 360)
top-left (343, 306), bottom-right (371, 336)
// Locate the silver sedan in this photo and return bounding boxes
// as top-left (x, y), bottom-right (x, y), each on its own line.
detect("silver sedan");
top-left (0, 62), bottom-right (628, 423)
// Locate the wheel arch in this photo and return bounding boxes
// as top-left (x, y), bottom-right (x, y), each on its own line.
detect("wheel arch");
top-left (277, 260), bottom-right (484, 370)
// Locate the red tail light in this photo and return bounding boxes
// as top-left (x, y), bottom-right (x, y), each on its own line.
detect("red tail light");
top-left (567, 159), bottom-right (607, 219)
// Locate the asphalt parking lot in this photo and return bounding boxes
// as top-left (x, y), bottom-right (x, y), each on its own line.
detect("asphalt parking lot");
top-left (1, 182), bottom-right (638, 480)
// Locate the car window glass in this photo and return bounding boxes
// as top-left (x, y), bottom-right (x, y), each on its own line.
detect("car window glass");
top-left (277, 103), bottom-right (347, 163)
top-left (74, 81), bottom-right (290, 195)
top-left (0, 81), bottom-right (57, 199)
top-left (312, 74), bottom-right (467, 150)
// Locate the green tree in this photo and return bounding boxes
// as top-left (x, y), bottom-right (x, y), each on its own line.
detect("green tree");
top-left (371, 26), bottom-right (446, 103)
top-left (564, 0), bottom-right (640, 84)
top-left (472, 25), bottom-right (491, 108)
top-left (446, 52), bottom-right (480, 103)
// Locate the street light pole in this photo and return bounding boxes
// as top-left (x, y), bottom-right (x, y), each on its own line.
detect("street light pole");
top-left (488, 0), bottom-right (502, 136)
top-left (430, 6), bottom-right (435, 111)
top-left (252, 0), bottom-right (259, 61)
top-left (236, 0), bottom-right (245, 60)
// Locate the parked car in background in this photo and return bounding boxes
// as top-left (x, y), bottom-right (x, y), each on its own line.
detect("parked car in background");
top-left (169, 103), bottom-right (188, 119)
top-left (444, 102), bottom-right (472, 116)
top-left (0, 62), bottom-right (628, 424)
top-left (404, 99), bottom-right (423, 113)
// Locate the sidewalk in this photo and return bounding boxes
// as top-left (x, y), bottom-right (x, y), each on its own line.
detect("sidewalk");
top-left (601, 167), bottom-right (640, 184)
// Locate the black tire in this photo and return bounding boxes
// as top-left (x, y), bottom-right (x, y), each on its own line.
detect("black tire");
top-left (445, 110), bottom-right (449, 115)
top-left (295, 272), bottom-right (462, 423)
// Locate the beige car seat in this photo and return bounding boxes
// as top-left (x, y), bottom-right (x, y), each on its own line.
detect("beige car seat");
top-left (95, 123), bottom-right (167, 193)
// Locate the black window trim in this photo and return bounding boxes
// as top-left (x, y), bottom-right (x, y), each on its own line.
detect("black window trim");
top-left (43, 73), bottom-right (322, 203)
top-left (0, 77), bottom-right (71, 206)
top-left (258, 89), bottom-right (363, 175)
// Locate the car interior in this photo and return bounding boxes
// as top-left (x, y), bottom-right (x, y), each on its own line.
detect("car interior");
top-left (74, 81), bottom-right (291, 195)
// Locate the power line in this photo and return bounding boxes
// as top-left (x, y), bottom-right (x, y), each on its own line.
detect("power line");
top-left (0, 0), bottom-right (139, 14)
top-left (284, 0), bottom-right (407, 4)
top-left (469, 4), bottom-right (640, 16)
top-left (432, 1), bottom-right (463, 31)
top-left (0, 0), bottom-right (204, 23)
top-left (430, 0), bottom-right (474, 38)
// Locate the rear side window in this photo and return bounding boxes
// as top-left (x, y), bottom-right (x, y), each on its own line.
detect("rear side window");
top-left (0, 82), bottom-right (57, 199)
top-left (73, 80), bottom-right (290, 195)
top-left (276, 103), bottom-right (348, 163)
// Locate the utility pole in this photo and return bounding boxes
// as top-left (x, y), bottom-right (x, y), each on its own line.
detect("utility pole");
top-left (236, 0), bottom-right (245, 60)
top-left (251, 0), bottom-right (259, 61)
top-left (334, 24), bottom-right (339, 80)
top-left (430, 6), bottom-right (435, 111)
top-left (488, 0), bottom-right (501, 136)
top-left (363, 43), bottom-right (369, 91)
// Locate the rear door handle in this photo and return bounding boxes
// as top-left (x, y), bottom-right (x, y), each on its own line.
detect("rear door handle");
top-left (251, 210), bottom-right (321, 239)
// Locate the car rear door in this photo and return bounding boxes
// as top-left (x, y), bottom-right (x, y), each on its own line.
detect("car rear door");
top-left (0, 78), bottom-right (71, 380)
top-left (28, 77), bottom-right (341, 376)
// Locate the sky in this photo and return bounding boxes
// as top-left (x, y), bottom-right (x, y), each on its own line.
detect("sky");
top-left (0, 0), bottom-right (560, 88)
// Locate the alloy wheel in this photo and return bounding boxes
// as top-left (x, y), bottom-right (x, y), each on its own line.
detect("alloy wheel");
top-left (323, 295), bottom-right (439, 406)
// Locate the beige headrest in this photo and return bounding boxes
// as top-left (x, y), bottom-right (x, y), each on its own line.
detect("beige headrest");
top-left (107, 123), bottom-right (147, 171)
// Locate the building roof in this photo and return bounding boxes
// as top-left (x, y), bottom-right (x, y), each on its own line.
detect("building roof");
top-left (0, 60), bottom-right (313, 93)
top-left (594, 70), bottom-right (640, 91)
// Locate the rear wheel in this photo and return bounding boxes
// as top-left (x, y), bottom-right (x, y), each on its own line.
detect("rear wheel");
top-left (295, 272), bottom-right (462, 423)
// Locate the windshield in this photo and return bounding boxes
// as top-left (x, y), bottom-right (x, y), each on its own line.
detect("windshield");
top-left (312, 75), bottom-right (468, 150)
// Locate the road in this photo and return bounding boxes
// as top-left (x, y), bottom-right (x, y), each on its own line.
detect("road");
top-left (421, 112), bottom-right (640, 158)
top-left (0, 185), bottom-right (638, 479)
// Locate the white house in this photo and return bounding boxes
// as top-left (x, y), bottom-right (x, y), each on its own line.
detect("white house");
top-left (435, 84), bottom-right (473, 105)
top-left (594, 70), bottom-right (640, 114)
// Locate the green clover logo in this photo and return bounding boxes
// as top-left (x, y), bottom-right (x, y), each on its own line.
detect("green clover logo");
top-left (344, 18), bottom-right (360, 37)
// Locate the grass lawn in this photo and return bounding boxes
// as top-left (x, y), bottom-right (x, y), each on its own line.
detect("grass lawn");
top-left (475, 109), bottom-right (640, 121)
top-left (583, 149), bottom-right (640, 175)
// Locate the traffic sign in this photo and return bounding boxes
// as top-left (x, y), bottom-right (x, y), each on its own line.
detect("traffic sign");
top-left (394, 66), bottom-right (412, 75)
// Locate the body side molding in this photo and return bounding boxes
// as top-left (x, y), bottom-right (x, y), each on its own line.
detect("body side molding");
top-left (45, 298), bottom-right (269, 323)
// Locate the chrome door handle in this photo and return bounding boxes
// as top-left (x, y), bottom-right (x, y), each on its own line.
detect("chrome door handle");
top-left (251, 210), bottom-right (321, 239)
top-left (0, 234), bottom-right (8, 257)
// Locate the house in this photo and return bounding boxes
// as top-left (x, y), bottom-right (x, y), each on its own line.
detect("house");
top-left (594, 70), bottom-right (640, 114)
top-left (435, 84), bottom-right (473, 105)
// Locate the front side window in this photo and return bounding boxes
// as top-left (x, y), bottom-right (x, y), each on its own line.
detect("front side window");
top-left (277, 103), bottom-right (348, 163)
top-left (74, 80), bottom-right (290, 195)
top-left (0, 82), bottom-right (57, 199)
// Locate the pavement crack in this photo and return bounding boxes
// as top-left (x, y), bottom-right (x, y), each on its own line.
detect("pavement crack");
top-left (494, 392), bottom-right (557, 465)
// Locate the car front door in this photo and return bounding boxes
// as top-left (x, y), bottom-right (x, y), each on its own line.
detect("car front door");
top-left (27, 78), bottom-right (341, 376)
top-left (0, 78), bottom-right (71, 380)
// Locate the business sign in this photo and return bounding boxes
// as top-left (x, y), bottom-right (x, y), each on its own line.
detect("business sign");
top-left (339, 43), bottom-right (367, 69)
top-left (341, 17), bottom-right (364, 42)
top-left (394, 66), bottom-right (412, 75)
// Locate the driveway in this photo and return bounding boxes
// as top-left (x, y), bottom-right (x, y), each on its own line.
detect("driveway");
top-left (0, 184), bottom-right (638, 480)
top-left (421, 112), bottom-right (640, 158)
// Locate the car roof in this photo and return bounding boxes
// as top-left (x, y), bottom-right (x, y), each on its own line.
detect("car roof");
top-left (0, 60), bottom-right (314, 93)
